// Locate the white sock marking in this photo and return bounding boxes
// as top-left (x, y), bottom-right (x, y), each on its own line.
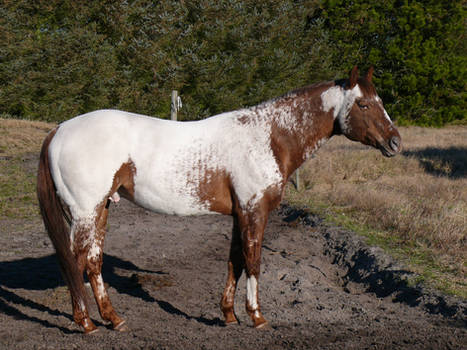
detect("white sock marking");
top-left (246, 276), bottom-right (258, 310)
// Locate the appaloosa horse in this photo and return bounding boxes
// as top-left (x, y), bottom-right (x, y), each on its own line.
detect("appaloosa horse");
top-left (37, 66), bottom-right (401, 333)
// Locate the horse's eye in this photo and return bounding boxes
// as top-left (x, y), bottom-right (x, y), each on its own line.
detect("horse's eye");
top-left (357, 101), bottom-right (369, 110)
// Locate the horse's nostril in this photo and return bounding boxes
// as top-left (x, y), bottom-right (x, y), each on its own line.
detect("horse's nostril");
top-left (389, 136), bottom-right (401, 152)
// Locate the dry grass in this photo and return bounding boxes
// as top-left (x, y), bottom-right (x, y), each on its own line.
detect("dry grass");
top-left (0, 118), bottom-right (54, 156)
top-left (287, 126), bottom-right (467, 297)
top-left (0, 118), bottom-right (55, 219)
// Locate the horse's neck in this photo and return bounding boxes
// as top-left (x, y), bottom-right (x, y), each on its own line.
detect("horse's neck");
top-left (251, 83), bottom-right (337, 179)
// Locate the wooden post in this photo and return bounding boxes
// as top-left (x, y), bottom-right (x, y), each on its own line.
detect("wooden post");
top-left (171, 90), bottom-right (178, 121)
top-left (295, 168), bottom-right (300, 191)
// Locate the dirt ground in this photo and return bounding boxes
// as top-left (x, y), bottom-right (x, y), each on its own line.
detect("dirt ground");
top-left (0, 194), bottom-right (466, 349)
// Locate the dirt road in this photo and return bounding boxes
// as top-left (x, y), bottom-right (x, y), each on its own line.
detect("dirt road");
top-left (0, 198), bottom-right (465, 349)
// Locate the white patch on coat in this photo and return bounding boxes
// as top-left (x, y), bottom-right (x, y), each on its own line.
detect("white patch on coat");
top-left (246, 276), bottom-right (258, 310)
top-left (94, 274), bottom-right (106, 299)
top-left (320, 86), bottom-right (344, 118)
top-left (49, 111), bottom-right (132, 220)
top-left (225, 283), bottom-right (236, 304)
top-left (69, 215), bottom-right (97, 252)
top-left (109, 192), bottom-right (120, 202)
top-left (49, 108), bottom-right (285, 220)
top-left (383, 109), bottom-right (392, 122)
top-left (87, 241), bottom-right (101, 260)
top-left (373, 95), bottom-right (392, 123)
top-left (79, 299), bottom-right (86, 312)
top-left (320, 85), bottom-right (362, 134)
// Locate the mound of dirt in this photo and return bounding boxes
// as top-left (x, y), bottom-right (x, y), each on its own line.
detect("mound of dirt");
top-left (0, 199), bottom-right (465, 349)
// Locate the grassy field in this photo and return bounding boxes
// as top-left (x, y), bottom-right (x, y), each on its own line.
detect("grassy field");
top-left (1, 118), bottom-right (466, 298)
top-left (0, 119), bottom-right (54, 220)
top-left (287, 126), bottom-right (467, 297)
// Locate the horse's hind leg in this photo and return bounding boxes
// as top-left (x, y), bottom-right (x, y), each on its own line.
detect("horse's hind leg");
top-left (69, 224), bottom-right (98, 333)
top-left (86, 201), bottom-right (126, 330)
top-left (220, 216), bottom-right (244, 324)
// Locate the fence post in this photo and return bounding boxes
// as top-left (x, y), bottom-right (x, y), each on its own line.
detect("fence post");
top-left (295, 168), bottom-right (300, 191)
top-left (171, 90), bottom-right (178, 121)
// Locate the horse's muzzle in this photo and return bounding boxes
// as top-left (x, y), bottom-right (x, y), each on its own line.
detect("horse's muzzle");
top-left (389, 136), bottom-right (401, 153)
top-left (379, 136), bottom-right (401, 157)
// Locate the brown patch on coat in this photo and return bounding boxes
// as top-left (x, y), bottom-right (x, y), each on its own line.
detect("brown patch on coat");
top-left (233, 82), bottom-right (338, 181)
top-left (196, 168), bottom-right (233, 215)
top-left (269, 82), bottom-right (337, 180)
top-left (110, 160), bottom-right (137, 201)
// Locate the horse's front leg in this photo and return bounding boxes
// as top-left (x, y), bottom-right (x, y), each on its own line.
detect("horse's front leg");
top-left (239, 207), bottom-right (269, 328)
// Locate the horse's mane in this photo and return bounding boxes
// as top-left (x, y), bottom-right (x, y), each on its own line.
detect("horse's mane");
top-left (251, 80), bottom-right (337, 110)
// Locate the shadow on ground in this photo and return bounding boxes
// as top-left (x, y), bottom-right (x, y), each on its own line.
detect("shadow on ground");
top-left (342, 248), bottom-right (465, 324)
top-left (281, 206), bottom-right (467, 327)
top-left (403, 146), bottom-right (467, 178)
top-left (0, 253), bottom-right (163, 331)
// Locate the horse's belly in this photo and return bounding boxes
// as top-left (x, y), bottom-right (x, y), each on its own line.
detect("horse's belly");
top-left (132, 181), bottom-right (216, 216)
top-left (130, 144), bottom-right (232, 216)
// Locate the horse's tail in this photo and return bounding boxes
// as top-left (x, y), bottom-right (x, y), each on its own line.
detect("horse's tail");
top-left (37, 127), bottom-right (88, 311)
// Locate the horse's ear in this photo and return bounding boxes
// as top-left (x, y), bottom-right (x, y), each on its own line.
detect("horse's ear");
top-left (349, 66), bottom-right (358, 88)
top-left (366, 66), bottom-right (374, 82)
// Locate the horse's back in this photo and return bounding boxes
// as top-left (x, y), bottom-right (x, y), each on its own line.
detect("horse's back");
top-left (48, 110), bottom-right (235, 217)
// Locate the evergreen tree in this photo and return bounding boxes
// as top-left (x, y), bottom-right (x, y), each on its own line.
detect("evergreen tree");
top-left (315, 0), bottom-right (466, 125)
top-left (0, 0), bottom-right (464, 125)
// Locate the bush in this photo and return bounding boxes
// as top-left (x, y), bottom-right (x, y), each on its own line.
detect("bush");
top-left (0, 1), bottom-right (464, 125)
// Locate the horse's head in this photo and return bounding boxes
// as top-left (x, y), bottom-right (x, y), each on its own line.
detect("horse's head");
top-left (337, 66), bottom-right (401, 157)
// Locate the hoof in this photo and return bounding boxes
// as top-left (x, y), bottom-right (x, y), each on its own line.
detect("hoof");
top-left (224, 319), bottom-right (239, 326)
top-left (81, 319), bottom-right (98, 334)
top-left (114, 320), bottom-right (128, 332)
top-left (222, 309), bottom-right (238, 326)
top-left (255, 320), bottom-right (270, 330)
top-left (248, 309), bottom-right (268, 329)
top-left (84, 327), bottom-right (99, 335)
top-left (252, 314), bottom-right (268, 329)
